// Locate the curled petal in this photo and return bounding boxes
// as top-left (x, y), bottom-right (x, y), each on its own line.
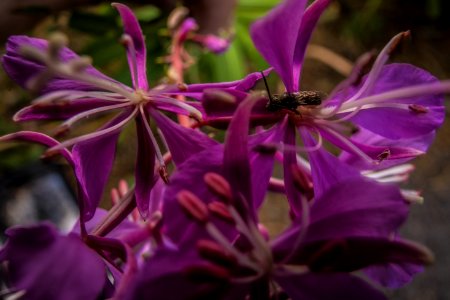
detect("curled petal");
top-left (150, 110), bottom-right (218, 165)
top-left (292, 0), bottom-right (332, 90)
top-left (72, 111), bottom-right (130, 220)
top-left (2, 35), bottom-right (121, 93)
top-left (113, 3), bottom-right (149, 90)
top-left (250, 0), bottom-right (307, 92)
top-left (333, 64), bottom-right (445, 139)
top-left (134, 114), bottom-right (158, 219)
top-left (275, 272), bottom-right (386, 300)
top-left (0, 222), bottom-right (106, 300)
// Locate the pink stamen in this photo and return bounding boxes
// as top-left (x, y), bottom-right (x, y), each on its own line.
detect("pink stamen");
top-left (177, 190), bottom-right (209, 223)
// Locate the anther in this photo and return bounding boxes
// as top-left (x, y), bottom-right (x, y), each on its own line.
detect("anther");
top-left (177, 190), bottom-right (209, 223)
top-left (402, 189), bottom-right (424, 204)
top-left (252, 144), bottom-right (277, 154)
top-left (290, 164), bottom-right (313, 195)
top-left (167, 6), bottom-right (189, 30)
top-left (159, 166), bottom-right (170, 184)
top-left (69, 56), bottom-right (93, 73)
top-left (48, 32), bottom-right (69, 59)
top-left (184, 263), bottom-right (231, 282)
top-left (408, 104), bottom-right (429, 114)
top-left (197, 239), bottom-right (238, 267)
top-left (377, 149), bottom-right (391, 162)
top-left (208, 201), bottom-right (235, 224)
top-left (177, 82), bottom-right (188, 91)
top-left (204, 172), bottom-right (233, 203)
top-left (387, 31), bottom-right (410, 56)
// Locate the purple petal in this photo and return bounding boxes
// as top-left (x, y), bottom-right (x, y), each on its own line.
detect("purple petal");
top-left (202, 89), bottom-right (247, 118)
top-left (150, 110), bottom-right (218, 165)
top-left (72, 112), bottom-right (130, 220)
top-left (317, 127), bottom-right (425, 170)
top-left (134, 114), bottom-right (158, 219)
top-left (113, 3), bottom-right (149, 90)
top-left (339, 127), bottom-right (434, 170)
top-left (336, 63), bottom-right (445, 139)
top-left (300, 127), bottom-right (362, 199)
top-left (72, 208), bottom-right (139, 237)
top-left (249, 120), bottom-right (287, 208)
top-left (14, 99), bottom-right (120, 122)
top-left (162, 145), bottom-right (223, 243)
top-left (223, 95), bottom-right (265, 215)
top-left (2, 35), bottom-right (122, 93)
top-left (282, 122), bottom-right (304, 217)
top-left (306, 179), bottom-right (408, 242)
top-left (0, 222), bottom-right (105, 300)
top-left (275, 273), bottom-right (386, 300)
top-left (250, 0), bottom-right (307, 92)
top-left (167, 69), bottom-right (272, 100)
top-left (365, 262), bottom-right (424, 289)
top-left (273, 236), bottom-right (432, 272)
top-left (0, 131), bottom-right (73, 164)
top-left (292, 0), bottom-right (332, 90)
top-left (125, 248), bottom-right (231, 300)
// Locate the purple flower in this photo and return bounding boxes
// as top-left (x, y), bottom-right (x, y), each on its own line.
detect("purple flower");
top-left (125, 93), bottom-right (433, 299)
top-left (0, 222), bottom-right (107, 300)
top-left (1, 3), bottom-right (264, 220)
top-left (200, 0), bottom-right (449, 217)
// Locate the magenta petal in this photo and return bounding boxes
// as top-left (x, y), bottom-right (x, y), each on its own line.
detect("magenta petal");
top-left (306, 179), bottom-right (407, 242)
top-left (0, 131), bottom-right (73, 164)
top-left (113, 3), bottom-right (149, 90)
top-left (317, 127), bottom-right (425, 170)
top-left (0, 222), bottom-right (105, 300)
top-left (168, 69), bottom-right (272, 100)
top-left (250, 0), bottom-right (307, 91)
top-left (14, 99), bottom-right (120, 122)
top-left (134, 114), bottom-right (157, 219)
top-left (162, 145), bottom-right (223, 243)
top-left (283, 122), bottom-right (304, 217)
top-left (223, 95), bottom-right (264, 213)
top-left (340, 127), bottom-right (434, 170)
top-left (125, 248), bottom-right (228, 300)
top-left (292, 0), bottom-right (332, 90)
top-left (339, 64), bottom-right (445, 139)
top-left (300, 127), bottom-right (361, 199)
top-left (275, 273), bottom-right (386, 300)
top-left (72, 112), bottom-right (129, 220)
top-left (365, 262), bottom-right (424, 289)
top-left (2, 36), bottom-right (122, 93)
top-left (150, 110), bottom-right (218, 165)
top-left (249, 120), bottom-right (286, 208)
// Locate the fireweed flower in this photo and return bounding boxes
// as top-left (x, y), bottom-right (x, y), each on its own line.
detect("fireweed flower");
top-left (1, 3), bottom-right (263, 220)
top-left (126, 96), bottom-right (433, 299)
top-left (0, 222), bottom-right (107, 300)
top-left (198, 0), bottom-right (449, 216)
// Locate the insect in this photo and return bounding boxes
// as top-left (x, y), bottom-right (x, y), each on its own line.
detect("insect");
top-left (261, 72), bottom-right (325, 113)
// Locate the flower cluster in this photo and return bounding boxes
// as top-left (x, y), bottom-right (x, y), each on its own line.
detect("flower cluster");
top-left (0, 1), bottom-right (448, 299)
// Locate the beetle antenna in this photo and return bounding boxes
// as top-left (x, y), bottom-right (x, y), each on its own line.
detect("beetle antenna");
top-left (260, 71), bottom-right (274, 103)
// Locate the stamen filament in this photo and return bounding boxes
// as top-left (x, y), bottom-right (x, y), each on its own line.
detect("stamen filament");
top-left (338, 80), bottom-right (450, 112)
top-left (152, 95), bottom-right (203, 121)
top-left (60, 102), bottom-right (132, 129)
top-left (139, 106), bottom-right (165, 168)
top-left (362, 164), bottom-right (414, 179)
top-left (204, 223), bottom-right (262, 272)
top-left (121, 34), bottom-right (140, 89)
top-left (347, 31), bottom-right (409, 101)
top-left (47, 107), bottom-right (138, 152)
top-left (317, 124), bottom-right (375, 164)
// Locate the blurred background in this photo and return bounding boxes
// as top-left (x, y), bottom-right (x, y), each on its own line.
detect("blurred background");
top-left (0, 0), bottom-right (448, 299)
